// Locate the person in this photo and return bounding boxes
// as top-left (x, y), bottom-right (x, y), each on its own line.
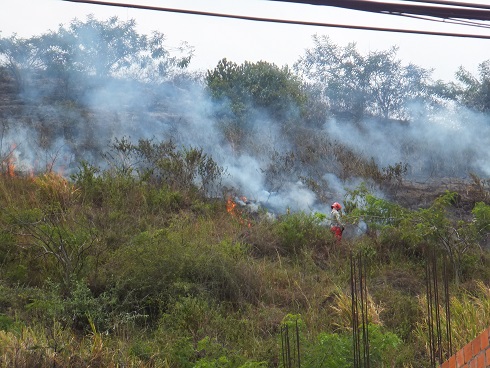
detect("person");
top-left (330, 202), bottom-right (344, 241)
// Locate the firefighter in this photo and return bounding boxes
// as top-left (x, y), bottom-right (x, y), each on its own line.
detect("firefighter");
top-left (330, 202), bottom-right (344, 241)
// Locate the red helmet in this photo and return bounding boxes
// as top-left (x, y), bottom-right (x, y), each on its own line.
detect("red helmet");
top-left (331, 202), bottom-right (342, 210)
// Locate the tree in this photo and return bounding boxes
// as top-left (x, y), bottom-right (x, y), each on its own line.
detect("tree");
top-left (206, 59), bottom-right (306, 119)
top-left (0, 34), bottom-right (46, 93)
top-left (448, 61), bottom-right (490, 112)
top-left (294, 35), bottom-right (432, 121)
top-left (3, 174), bottom-right (99, 291)
top-left (206, 58), bottom-right (308, 150)
top-left (0, 15), bottom-right (194, 99)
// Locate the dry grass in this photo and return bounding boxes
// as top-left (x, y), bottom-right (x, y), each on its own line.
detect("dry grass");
top-left (414, 281), bottom-right (490, 357)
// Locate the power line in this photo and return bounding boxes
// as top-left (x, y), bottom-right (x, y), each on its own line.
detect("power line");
top-left (397, 13), bottom-right (490, 30)
top-left (397, 0), bottom-right (490, 11)
top-left (62, 0), bottom-right (490, 39)
top-left (273, 0), bottom-right (490, 21)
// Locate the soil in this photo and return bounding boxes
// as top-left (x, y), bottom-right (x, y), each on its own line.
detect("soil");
top-left (384, 176), bottom-right (489, 211)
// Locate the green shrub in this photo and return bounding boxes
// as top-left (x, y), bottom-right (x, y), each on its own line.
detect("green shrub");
top-left (156, 297), bottom-right (269, 368)
top-left (129, 338), bottom-right (156, 362)
top-left (274, 212), bottom-right (330, 257)
top-left (0, 314), bottom-right (15, 331)
top-left (103, 220), bottom-right (261, 323)
top-left (304, 324), bottom-right (402, 368)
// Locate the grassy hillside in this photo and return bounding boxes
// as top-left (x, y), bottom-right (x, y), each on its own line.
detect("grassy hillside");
top-left (0, 164), bottom-right (488, 367)
top-left (0, 29), bottom-right (490, 366)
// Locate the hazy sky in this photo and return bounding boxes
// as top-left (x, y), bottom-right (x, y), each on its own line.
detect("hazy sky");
top-left (1, 0), bottom-right (490, 81)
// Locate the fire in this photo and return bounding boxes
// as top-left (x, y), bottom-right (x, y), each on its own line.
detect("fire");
top-left (226, 196), bottom-right (252, 227)
top-left (6, 157), bottom-right (15, 177)
top-left (226, 197), bottom-right (237, 214)
top-left (3, 143), bottom-right (17, 177)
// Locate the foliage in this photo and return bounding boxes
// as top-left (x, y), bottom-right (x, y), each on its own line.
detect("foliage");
top-left (274, 212), bottom-right (331, 257)
top-left (0, 174), bottom-right (99, 289)
top-left (472, 201), bottom-right (490, 242)
top-left (103, 137), bottom-right (225, 198)
top-left (447, 61), bottom-right (490, 112)
top-left (294, 35), bottom-right (432, 121)
top-left (1, 21), bottom-right (490, 366)
top-left (414, 281), bottom-right (490, 360)
top-left (206, 59), bottom-right (308, 152)
top-left (0, 165), bottom-right (487, 367)
top-left (0, 15), bottom-right (193, 98)
top-left (345, 185), bottom-right (487, 284)
top-left (206, 58), bottom-right (306, 121)
top-left (103, 219), bottom-right (260, 322)
top-left (343, 182), bottom-right (409, 231)
top-left (304, 324), bottom-right (402, 368)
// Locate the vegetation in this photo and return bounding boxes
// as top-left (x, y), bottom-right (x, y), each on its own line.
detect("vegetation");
top-left (0, 16), bottom-right (489, 367)
top-left (0, 162), bottom-right (488, 367)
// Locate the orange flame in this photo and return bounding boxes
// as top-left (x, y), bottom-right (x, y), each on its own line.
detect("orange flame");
top-left (226, 196), bottom-right (252, 227)
top-left (4, 143), bottom-right (17, 177)
top-left (6, 158), bottom-right (15, 177)
top-left (226, 197), bottom-right (237, 215)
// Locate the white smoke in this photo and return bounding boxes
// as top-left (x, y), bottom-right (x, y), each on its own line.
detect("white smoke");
top-left (323, 101), bottom-right (490, 178)
top-left (3, 22), bottom-right (490, 222)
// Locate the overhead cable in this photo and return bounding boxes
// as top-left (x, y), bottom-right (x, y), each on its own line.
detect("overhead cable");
top-left (62, 0), bottom-right (490, 39)
top-left (400, 13), bottom-right (490, 30)
top-left (271, 0), bottom-right (490, 21)
top-left (393, 0), bottom-right (490, 11)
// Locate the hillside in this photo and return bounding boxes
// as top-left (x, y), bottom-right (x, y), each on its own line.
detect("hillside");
top-left (1, 28), bottom-right (490, 366)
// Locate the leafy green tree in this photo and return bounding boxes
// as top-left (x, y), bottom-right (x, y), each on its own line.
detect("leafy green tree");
top-left (294, 35), bottom-right (432, 121)
top-left (0, 34), bottom-right (46, 93)
top-left (207, 59), bottom-right (306, 120)
top-left (206, 59), bottom-right (307, 149)
top-left (398, 192), bottom-right (480, 284)
top-left (48, 15), bottom-right (192, 81)
top-left (447, 61), bottom-right (490, 112)
top-left (0, 15), bottom-right (193, 99)
top-left (470, 201), bottom-right (490, 249)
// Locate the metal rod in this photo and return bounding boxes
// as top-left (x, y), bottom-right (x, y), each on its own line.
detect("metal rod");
top-left (351, 251), bottom-right (361, 367)
top-left (362, 256), bottom-right (370, 368)
top-left (296, 319), bottom-right (301, 368)
top-left (426, 254), bottom-right (435, 367)
top-left (432, 251), bottom-right (443, 363)
top-left (443, 256), bottom-right (453, 358)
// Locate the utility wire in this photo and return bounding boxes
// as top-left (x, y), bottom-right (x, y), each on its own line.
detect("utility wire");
top-left (398, 13), bottom-right (490, 30)
top-left (397, 0), bottom-right (490, 11)
top-left (62, 0), bottom-right (490, 39)
top-left (273, 0), bottom-right (490, 21)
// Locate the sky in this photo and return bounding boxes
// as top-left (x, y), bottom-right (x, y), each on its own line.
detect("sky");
top-left (1, 0), bottom-right (490, 81)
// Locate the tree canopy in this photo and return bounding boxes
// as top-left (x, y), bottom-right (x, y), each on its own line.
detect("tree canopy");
top-left (294, 35), bottom-right (433, 121)
top-left (0, 15), bottom-right (193, 99)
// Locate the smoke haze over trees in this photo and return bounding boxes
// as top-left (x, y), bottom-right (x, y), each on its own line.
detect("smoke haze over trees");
top-left (1, 16), bottom-right (490, 367)
top-left (1, 15), bottom-right (490, 213)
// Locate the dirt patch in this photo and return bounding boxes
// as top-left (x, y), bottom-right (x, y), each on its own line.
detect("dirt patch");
top-left (384, 176), bottom-right (489, 211)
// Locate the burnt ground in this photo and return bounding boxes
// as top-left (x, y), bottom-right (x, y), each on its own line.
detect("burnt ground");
top-left (384, 176), bottom-right (490, 211)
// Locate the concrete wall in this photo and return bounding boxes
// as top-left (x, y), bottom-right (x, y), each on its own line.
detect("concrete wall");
top-left (440, 326), bottom-right (490, 368)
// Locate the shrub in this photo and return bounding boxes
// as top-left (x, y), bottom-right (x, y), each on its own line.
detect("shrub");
top-left (304, 324), bottom-right (402, 368)
top-left (103, 219), bottom-right (261, 322)
top-left (274, 212), bottom-right (331, 258)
